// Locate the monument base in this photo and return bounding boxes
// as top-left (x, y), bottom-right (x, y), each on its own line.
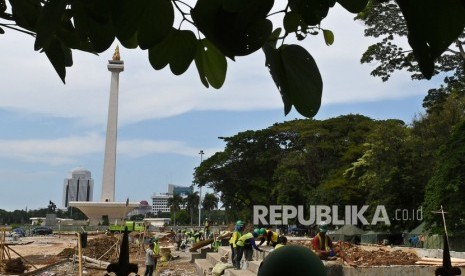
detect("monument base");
top-left (69, 201), bottom-right (139, 226)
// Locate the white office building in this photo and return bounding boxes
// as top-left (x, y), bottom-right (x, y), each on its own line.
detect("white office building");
top-left (63, 167), bottom-right (94, 208)
top-left (151, 193), bottom-right (171, 214)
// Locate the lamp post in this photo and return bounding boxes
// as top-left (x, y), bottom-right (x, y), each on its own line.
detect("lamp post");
top-left (198, 150), bottom-right (204, 227)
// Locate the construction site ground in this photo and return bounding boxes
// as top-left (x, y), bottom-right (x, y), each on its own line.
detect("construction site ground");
top-left (1, 233), bottom-right (197, 275)
top-left (2, 233), bottom-right (465, 275)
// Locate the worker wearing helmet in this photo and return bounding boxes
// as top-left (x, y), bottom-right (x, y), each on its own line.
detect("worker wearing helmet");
top-left (229, 220), bottom-right (244, 263)
top-left (312, 224), bottom-right (333, 259)
top-left (234, 228), bottom-right (264, 269)
top-left (258, 227), bottom-right (282, 247)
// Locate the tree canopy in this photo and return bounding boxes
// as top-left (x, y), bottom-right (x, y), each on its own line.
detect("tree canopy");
top-left (194, 96), bottom-right (465, 232)
top-left (1, 0), bottom-right (464, 118)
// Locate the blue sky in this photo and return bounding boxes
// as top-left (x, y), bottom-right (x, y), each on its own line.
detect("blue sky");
top-left (0, 5), bottom-right (441, 211)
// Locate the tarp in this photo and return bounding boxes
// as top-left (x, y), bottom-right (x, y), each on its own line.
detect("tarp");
top-left (409, 222), bottom-right (426, 235)
top-left (361, 230), bottom-right (390, 245)
top-left (329, 225), bottom-right (364, 243)
top-left (333, 225), bottom-right (365, 235)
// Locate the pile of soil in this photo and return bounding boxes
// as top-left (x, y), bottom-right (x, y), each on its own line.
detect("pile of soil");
top-left (4, 258), bottom-right (28, 274)
top-left (57, 234), bottom-right (142, 262)
top-left (290, 240), bottom-right (420, 266)
top-left (344, 246), bottom-right (419, 266)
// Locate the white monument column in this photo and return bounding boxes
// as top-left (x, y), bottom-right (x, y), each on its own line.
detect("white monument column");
top-left (101, 46), bottom-right (123, 202)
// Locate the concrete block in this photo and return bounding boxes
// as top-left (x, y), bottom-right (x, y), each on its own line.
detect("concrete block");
top-left (200, 247), bottom-right (213, 258)
top-left (223, 268), bottom-right (256, 276)
top-left (325, 261), bottom-right (343, 276)
top-left (247, 260), bottom-right (261, 274)
top-left (190, 252), bottom-right (202, 263)
top-left (195, 258), bottom-right (213, 276)
top-left (206, 252), bottom-right (223, 266)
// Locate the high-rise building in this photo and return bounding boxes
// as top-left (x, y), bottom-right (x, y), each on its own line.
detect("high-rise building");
top-left (168, 184), bottom-right (193, 196)
top-left (63, 167), bottom-right (94, 208)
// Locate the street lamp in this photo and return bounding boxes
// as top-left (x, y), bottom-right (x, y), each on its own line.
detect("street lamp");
top-left (198, 150), bottom-right (204, 227)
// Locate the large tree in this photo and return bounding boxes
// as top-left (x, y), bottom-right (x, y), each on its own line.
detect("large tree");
top-left (183, 191), bottom-right (199, 226)
top-left (1, 0), bottom-right (464, 118)
top-left (423, 120), bottom-right (465, 234)
top-left (167, 193), bottom-right (183, 225)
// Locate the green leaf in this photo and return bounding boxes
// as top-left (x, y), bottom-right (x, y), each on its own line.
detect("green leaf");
top-left (337, 0), bottom-right (368, 13)
top-left (148, 29), bottom-right (174, 70)
top-left (322, 29), bottom-right (334, 45)
top-left (86, 15), bottom-right (115, 53)
top-left (262, 43), bottom-right (292, 115)
top-left (192, 0), bottom-right (273, 59)
top-left (195, 39), bottom-right (227, 89)
top-left (283, 11), bottom-right (302, 33)
top-left (34, 0), bottom-right (66, 50)
top-left (71, 1), bottom-right (115, 53)
top-left (137, 0), bottom-right (174, 50)
top-left (1, 0), bottom-right (6, 14)
top-left (263, 42), bottom-right (322, 117)
top-left (119, 32), bottom-right (138, 49)
top-left (267, 28), bottom-right (282, 49)
top-left (397, 0), bottom-right (465, 79)
top-left (222, 0), bottom-right (249, 12)
top-left (149, 28), bottom-right (196, 75)
top-left (111, 0), bottom-right (144, 42)
top-left (169, 30), bottom-right (197, 75)
top-left (10, 0), bottom-right (41, 32)
top-left (43, 38), bottom-right (72, 83)
top-left (280, 44), bottom-right (322, 117)
top-left (56, 18), bottom-right (94, 52)
top-left (289, 0), bottom-right (330, 26)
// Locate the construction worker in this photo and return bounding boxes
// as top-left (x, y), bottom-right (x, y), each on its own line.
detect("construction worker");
top-left (229, 220), bottom-right (244, 264)
top-left (274, 236), bottom-right (287, 250)
top-left (175, 229), bottom-right (183, 250)
top-left (234, 228), bottom-right (265, 269)
top-left (312, 224), bottom-right (334, 259)
top-left (204, 218), bottom-right (211, 239)
top-left (258, 227), bottom-right (283, 247)
top-left (144, 238), bottom-right (160, 276)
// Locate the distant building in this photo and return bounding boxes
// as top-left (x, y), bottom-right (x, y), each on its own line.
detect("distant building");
top-left (151, 184), bottom-right (192, 214)
top-left (151, 193), bottom-right (171, 214)
top-left (168, 184), bottom-right (193, 196)
top-left (62, 167), bottom-right (94, 208)
top-left (127, 200), bottom-right (152, 217)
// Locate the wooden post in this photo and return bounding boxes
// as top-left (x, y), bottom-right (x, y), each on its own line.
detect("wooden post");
top-left (77, 233), bottom-right (83, 276)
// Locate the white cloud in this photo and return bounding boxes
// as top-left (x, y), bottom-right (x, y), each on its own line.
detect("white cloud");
top-left (0, 133), bottom-right (220, 165)
top-left (0, 5), bottom-right (434, 129)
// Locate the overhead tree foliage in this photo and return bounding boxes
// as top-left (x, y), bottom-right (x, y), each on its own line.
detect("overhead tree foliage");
top-left (1, 0), bottom-right (464, 117)
top-left (356, 0), bottom-right (465, 103)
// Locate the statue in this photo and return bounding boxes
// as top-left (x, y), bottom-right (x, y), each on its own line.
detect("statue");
top-left (112, 45), bottom-right (121, 61)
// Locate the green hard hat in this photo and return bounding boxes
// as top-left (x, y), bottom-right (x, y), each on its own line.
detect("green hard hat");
top-left (253, 228), bottom-right (260, 235)
top-left (236, 220), bottom-right (244, 226)
top-left (152, 237), bottom-right (159, 242)
top-left (259, 228), bottom-right (266, 235)
top-left (319, 224), bottom-right (328, 233)
top-left (258, 245), bottom-right (326, 276)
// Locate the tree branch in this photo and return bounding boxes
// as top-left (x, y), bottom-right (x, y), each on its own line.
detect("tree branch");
top-left (0, 23), bottom-right (36, 37)
top-left (456, 39), bottom-right (465, 60)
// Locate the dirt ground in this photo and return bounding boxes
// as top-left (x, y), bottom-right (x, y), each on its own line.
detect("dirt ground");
top-left (1, 233), bottom-right (196, 275)
top-left (288, 240), bottom-right (420, 266)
